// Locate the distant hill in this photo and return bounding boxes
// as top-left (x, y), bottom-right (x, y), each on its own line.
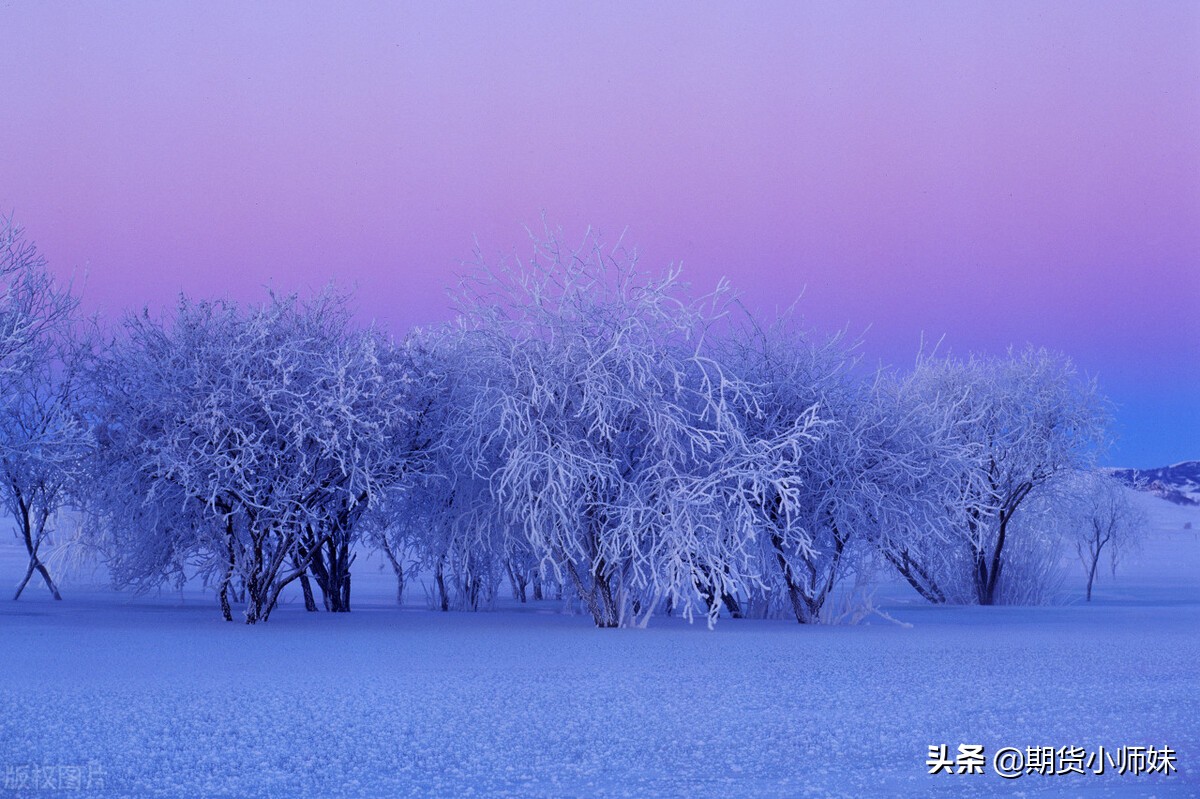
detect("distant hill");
top-left (1108, 461), bottom-right (1200, 506)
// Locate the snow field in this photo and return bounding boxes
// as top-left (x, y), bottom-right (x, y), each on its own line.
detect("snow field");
top-left (0, 491), bottom-right (1196, 798)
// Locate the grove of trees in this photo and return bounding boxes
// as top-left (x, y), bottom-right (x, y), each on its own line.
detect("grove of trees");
top-left (2, 220), bottom-right (1139, 626)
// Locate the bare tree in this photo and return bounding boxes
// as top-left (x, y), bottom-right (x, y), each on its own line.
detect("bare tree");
top-left (1072, 472), bottom-right (1145, 601)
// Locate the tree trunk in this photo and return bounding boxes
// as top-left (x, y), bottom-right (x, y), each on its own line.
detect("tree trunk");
top-left (771, 532), bottom-right (812, 623)
top-left (435, 558), bottom-right (449, 612)
top-left (882, 549), bottom-right (946, 604)
top-left (219, 580), bottom-right (233, 622)
top-left (505, 559), bottom-right (520, 601)
top-left (594, 568), bottom-right (619, 627)
top-left (1085, 551), bottom-right (1100, 602)
top-left (504, 559), bottom-right (529, 603)
top-left (13, 501), bottom-right (62, 600)
top-left (299, 571), bottom-right (318, 612)
top-left (244, 579), bottom-right (265, 624)
top-left (13, 560), bottom-right (36, 601)
top-left (218, 524), bottom-right (236, 621)
top-left (309, 540), bottom-right (332, 611)
top-left (308, 537), bottom-right (353, 612)
top-left (242, 529), bottom-right (279, 624)
top-left (13, 555), bottom-right (62, 601)
top-left (329, 540), bottom-right (352, 612)
top-left (463, 572), bottom-right (480, 611)
top-left (980, 485), bottom-right (1033, 606)
top-left (564, 560), bottom-right (618, 628)
top-left (978, 517), bottom-right (1009, 606)
top-left (379, 538), bottom-right (405, 606)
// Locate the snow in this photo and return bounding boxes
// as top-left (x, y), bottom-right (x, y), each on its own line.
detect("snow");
top-left (1, 490), bottom-right (1197, 798)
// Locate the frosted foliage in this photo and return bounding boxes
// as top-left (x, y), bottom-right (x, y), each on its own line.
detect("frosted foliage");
top-left (717, 316), bottom-right (1002, 621)
top-left (85, 293), bottom-right (412, 622)
top-left (1007, 471), bottom-right (1145, 602)
top-left (887, 348), bottom-right (1108, 605)
top-left (0, 217), bottom-right (91, 600)
top-left (23, 217), bottom-right (1119, 625)
top-left (0, 216), bottom-right (67, 395)
top-left (451, 229), bottom-right (820, 627)
top-left (715, 320), bottom-right (860, 622)
top-left (369, 325), bottom-right (508, 611)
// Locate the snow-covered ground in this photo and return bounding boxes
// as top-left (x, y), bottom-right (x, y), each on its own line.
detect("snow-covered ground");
top-left (1, 490), bottom-right (1197, 798)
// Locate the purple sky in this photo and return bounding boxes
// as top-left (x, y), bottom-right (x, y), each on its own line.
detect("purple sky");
top-left (2, 2), bottom-right (1197, 466)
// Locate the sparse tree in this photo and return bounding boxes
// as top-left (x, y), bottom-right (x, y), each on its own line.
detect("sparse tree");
top-left (0, 217), bottom-right (92, 600)
top-left (1071, 472), bottom-right (1144, 601)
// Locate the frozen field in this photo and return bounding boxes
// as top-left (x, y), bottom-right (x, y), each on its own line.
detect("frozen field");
top-left (1, 491), bottom-right (1197, 798)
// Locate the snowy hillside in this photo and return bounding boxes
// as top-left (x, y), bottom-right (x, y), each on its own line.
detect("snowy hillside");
top-left (1109, 461), bottom-right (1200, 506)
top-left (0, 492), bottom-right (1197, 798)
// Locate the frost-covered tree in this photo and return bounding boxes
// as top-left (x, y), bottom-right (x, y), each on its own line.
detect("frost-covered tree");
top-left (453, 228), bottom-right (813, 627)
top-left (867, 367), bottom-right (989, 605)
top-left (715, 319), bottom-right (861, 622)
top-left (1070, 472), bottom-right (1144, 601)
top-left (86, 292), bottom-right (412, 622)
top-left (2, 334), bottom-right (92, 602)
top-left (291, 325), bottom-right (414, 614)
top-left (0, 217), bottom-right (92, 600)
top-left (717, 316), bottom-right (990, 622)
top-left (896, 348), bottom-right (1108, 605)
top-left (370, 324), bottom-right (508, 612)
top-left (0, 216), bottom-right (69, 391)
top-left (984, 471), bottom-right (1145, 606)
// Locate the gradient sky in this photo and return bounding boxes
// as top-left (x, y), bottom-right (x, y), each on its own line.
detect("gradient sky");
top-left (1, 1), bottom-right (1197, 467)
